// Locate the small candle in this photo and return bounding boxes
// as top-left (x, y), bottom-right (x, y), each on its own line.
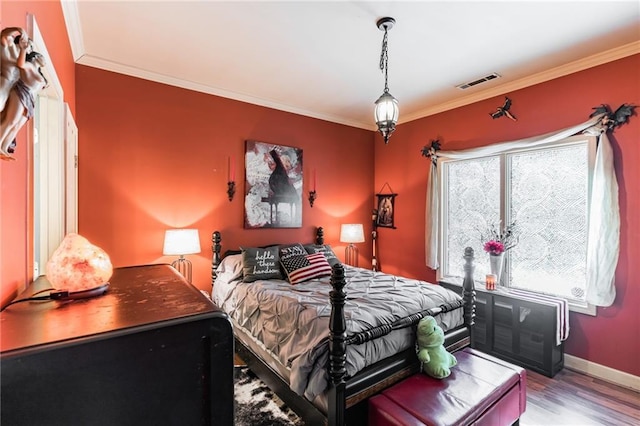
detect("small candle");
top-left (313, 169), bottom-right (317, 191)
top-left (229, 156), bottom-right (235, 182)
top-left (486, 274), bottom-right (497, 290)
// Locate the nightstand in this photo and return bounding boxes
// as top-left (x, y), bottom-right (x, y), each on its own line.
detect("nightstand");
top-left (1, 264), bottom-right (234, 426)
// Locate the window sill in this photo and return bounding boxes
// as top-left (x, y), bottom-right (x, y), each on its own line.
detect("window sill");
top-left (439, 278), bottom-right (596, 316)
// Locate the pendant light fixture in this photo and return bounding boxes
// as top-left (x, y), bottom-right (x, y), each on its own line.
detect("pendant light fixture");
top-left (374, 17), bottom-right (399, 144)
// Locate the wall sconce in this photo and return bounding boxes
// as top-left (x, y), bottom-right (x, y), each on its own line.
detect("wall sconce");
top-left (227, 181), bottom-right (236, 201)
top-left (340, 223), bottom-right (365, 267)
top-left (163, 229), bottom-right (201, 283)
top-left (374, 17), bottom-right (399, 144)
top-left (227, 156), bottom-right (236, 201)
top-left (308, 168), bottom-right (317, 207)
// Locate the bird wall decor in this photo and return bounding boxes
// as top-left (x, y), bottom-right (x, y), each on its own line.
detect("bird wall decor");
top-left (490, 96), bottom-right (517, 121)
top-left (589, 104), bottom-right (636, 131)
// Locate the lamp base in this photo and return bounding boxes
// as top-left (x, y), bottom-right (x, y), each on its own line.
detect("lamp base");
top-left (171, 256), bottom-right (193, 283)
top-left (64, 283), bottom-right (110, 300)
top-left (345, 244), bottom-right (359, 267)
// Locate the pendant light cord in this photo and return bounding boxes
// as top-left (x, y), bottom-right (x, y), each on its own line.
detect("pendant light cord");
top-left (379, 28), bottom-right (389, 93)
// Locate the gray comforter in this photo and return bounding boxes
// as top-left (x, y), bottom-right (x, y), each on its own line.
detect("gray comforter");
top-left (213, 264), bottom-right (463, 401)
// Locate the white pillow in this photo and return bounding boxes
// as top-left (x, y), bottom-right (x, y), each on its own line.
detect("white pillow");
top-left (215, 254), bottom-right (243, 282)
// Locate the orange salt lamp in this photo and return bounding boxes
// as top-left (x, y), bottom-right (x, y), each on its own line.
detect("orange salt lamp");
top-left (46, 233), bottom-right (113, 292)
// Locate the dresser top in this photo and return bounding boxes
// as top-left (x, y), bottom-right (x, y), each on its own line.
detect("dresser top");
top-left (1, 264), bottom-right (220, 355)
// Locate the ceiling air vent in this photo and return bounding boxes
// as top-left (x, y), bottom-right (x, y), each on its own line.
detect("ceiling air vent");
top-left (456, 73), bottom-right (501, 90)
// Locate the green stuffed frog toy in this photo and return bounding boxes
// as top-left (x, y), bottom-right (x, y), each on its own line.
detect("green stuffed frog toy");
top-left (416, 316), bottom-right (457, 379)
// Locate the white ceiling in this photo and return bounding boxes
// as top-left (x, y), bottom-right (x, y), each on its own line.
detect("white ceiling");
top-left (61, 1), bottom-right (640, 130)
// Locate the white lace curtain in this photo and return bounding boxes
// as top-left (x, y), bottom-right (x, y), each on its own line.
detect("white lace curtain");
top-left (425, 114), bottom-right (618, 306)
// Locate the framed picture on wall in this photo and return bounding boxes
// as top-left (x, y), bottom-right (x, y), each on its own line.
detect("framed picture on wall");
top-left (376, 193), bottom-right (397, 229)
top-left (244, 140), bottom-right (303, 229)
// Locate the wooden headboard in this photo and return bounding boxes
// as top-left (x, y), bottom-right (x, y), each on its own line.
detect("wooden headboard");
top-left (210, 226), bottom-right (326, 288)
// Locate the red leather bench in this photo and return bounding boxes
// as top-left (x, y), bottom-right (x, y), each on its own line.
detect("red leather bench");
top-left (369, 348), bottom-right (526, 426)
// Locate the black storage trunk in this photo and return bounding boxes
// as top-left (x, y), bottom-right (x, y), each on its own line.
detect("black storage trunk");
top-left (441, 281), bottom-right (564, 377)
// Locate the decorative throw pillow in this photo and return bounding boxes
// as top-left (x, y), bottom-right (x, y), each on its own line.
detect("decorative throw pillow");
top-left (304, 244), bottom-right (340, 266)
top-left (281, 253), bottom-right (332, 285)
top-left (279, 243), bottom-right (307, 262)
top-left (241, 247), bottom-right (283, 283)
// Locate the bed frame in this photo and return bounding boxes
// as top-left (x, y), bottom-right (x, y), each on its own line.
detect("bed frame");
top-left (211, 227), bottom-right (476, 426)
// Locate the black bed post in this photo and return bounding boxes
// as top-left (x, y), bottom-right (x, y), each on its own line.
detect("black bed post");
top-left (316, 226), bottom-right (325, 245)
top-left (328, 263), bottom-right (347, 426)
top-left (211, 231), bottom-right (221, 289)
top-left (462, 247), bottom-right (476, 346)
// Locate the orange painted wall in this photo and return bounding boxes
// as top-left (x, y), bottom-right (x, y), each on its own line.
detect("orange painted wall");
top-left (2, 0), bottom-right (637, 378)
top-left (0, 1), bottom-right (76, 307)
top-left (374, 54), bottom-right (640, 376)
top-left (75, 65), bottom-right (374, 291)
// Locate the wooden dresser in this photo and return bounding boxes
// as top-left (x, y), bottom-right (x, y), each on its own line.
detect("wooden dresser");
top-left (1, 264), bottom-right (234, 426)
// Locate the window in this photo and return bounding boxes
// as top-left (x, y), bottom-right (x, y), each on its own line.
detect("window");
top-left (438, 135), bottom-right (597, 313)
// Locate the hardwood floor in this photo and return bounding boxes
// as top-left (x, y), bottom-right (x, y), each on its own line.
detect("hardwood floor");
top-left (234, 353), bottom-right (247, 366)
top-left (236, 351), bottom-right (639, 425)
top-left (520, 368), bottom-right (640, 425)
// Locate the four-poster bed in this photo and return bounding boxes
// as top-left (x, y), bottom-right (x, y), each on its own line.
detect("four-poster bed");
top-left (211, 227), bottom-right (476, 426)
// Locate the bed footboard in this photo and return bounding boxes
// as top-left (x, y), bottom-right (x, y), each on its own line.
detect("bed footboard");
top-left (327, 246), bottom-right (476, 426)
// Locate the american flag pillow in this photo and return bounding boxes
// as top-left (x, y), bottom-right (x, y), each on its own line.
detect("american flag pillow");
top-left (281, 253), bottom-right (332, 284)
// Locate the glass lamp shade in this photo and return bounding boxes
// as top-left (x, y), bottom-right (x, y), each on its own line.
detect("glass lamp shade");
top-left (374, 91), bottom-right (399, 144)
top-left (163, 229), bottom-right (201, 256)
top-left (340, 224), bottom-right (365, 244)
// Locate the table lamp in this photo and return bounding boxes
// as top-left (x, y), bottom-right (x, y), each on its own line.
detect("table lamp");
top-left (46, 233), bottom-right (113, 298)
top-left (163, 229), bottom-right (201, 283)
top-left (340, 223), bottom-right (365, 267)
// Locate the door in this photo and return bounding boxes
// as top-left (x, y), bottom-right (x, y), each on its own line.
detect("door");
top-left (65, 103), bottom-right (78, 234)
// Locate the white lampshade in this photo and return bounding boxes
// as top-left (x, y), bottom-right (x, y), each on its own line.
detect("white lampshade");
top-left (163, 229), bottom-right (201, 256)
top-left (340, 224), bottom-right (365, 244)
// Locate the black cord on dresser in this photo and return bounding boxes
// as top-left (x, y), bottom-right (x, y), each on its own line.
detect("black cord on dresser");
top-left (1, 283), bottom-right (111, 312)
top-left (0, 288), bottom-right (68, 312)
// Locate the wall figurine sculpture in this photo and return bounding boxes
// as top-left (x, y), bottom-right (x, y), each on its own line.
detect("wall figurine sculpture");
top-left (490, 96), bottom-right (517, 121)
top-left (589, 103), bottom-right (636, 132)
top-left (421, 139), bottom-right (441, 166)
top-left (0, 27), bottom-right (49, 161)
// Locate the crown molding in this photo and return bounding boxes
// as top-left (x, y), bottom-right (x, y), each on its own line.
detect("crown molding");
top-left (58, 0), bottom-right (371, 129)
top-left (401, 41), bottom-right (640, 124)
top-left (60, 3), bottom-right (637, 132)
top-left (76, 54), bottom-right (371, 130)
top-left (60, 0), bottom-right (85, 61)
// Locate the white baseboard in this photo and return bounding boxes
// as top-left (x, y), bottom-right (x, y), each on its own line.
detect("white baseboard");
top-left (565, 354), bottom-right (640, 393)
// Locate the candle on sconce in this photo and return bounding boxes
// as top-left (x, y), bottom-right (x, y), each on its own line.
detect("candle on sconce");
top-left (229, 156), bottom-right (235, 181)
top-left (486, 274), bottom-right (497, 291)
top-left (308, 168), bottom-right (318, 207)
top-left (313, 169), bottom-right (317, 191)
